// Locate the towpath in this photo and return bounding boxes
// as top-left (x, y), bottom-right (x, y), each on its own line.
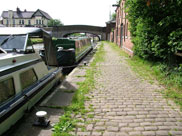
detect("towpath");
top-left (72, 43), bottom-right (182, 136)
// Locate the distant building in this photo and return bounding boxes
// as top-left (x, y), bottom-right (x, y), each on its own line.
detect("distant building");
top-left (106, 20), bottom-right (116, 42)
top-left (115, 0), bottom-right (133, 55)
top-left (106, 0), bottom-right (133, 56)
top-left (0, 8), bottom-right (52, 27)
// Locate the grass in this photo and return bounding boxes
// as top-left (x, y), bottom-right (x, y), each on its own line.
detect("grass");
top-left (30, 38), bottom-right (43, 44)
top-left (105, 41), bottom-right (182, 109)
top-left (52, 42), bottom-right (105, 136)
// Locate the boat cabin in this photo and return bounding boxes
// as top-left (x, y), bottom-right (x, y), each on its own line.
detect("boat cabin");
top-left (0, 28), bottom-right (62, 135)
top-left (0, 27), bottom-right (50, 54)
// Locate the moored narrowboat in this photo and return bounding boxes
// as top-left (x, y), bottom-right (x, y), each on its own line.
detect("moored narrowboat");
top-left (0, 27), bottom-right (62, 135)
top-left (42, 37), bottom-right (93, 67)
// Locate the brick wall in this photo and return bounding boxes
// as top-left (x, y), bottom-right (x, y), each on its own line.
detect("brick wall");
top-left (113, 0), bottom-right (134, 56)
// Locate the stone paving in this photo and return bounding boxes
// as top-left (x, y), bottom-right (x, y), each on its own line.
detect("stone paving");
top-left (72, 43), bottom-right (182, 136)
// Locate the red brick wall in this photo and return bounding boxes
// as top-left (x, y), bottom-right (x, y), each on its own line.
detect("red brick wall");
top-left (114, 0), bottom-right (134, 56)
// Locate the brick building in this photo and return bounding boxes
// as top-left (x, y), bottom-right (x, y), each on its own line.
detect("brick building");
top-left (106, 20), bottom-right (116, 42)
top-left (107, 0), bottom-right (133, 56)
top-left (0, 8), bottom-right (52, 27)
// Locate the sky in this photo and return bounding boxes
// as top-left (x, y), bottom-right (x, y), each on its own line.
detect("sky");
top-left (0, 0), bottom-right (117, 27)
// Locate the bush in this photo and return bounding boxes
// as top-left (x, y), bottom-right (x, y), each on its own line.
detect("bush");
top-left (125, 0), bottom-right (182, 63)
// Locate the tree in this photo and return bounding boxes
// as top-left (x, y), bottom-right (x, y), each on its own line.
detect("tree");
top-left (125, 0), bottom-right (182, 63)
top-left (111, 13), bottom-right (116, 20)
top-left (48, 19), bottom-right (63, 27)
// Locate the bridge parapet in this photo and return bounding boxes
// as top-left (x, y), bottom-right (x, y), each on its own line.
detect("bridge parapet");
top-left (44, 25), bottom-right (106, 40)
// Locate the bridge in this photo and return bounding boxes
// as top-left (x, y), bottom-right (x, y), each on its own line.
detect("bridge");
top-left (44, 25), bottom-right (106, 40)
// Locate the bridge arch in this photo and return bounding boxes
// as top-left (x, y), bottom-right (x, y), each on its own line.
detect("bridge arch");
top-left (63, 32), bottom-right (101, 41)
top-left (44, 25), bottom-right (106, 40)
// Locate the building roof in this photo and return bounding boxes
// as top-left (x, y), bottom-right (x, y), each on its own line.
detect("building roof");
top-left (1, 8), bottom-right (52, 20)
top-left (106, 20), bottom-right (116, 24)
top-left (35, 9), bottom-right (52, 20)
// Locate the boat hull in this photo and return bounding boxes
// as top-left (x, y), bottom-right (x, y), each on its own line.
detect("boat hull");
top-left (0, 68), bottom-right (62, 135)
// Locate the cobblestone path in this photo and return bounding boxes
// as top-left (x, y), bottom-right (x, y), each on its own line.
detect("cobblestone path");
top-left (73, 43), bottom-right (182, 136)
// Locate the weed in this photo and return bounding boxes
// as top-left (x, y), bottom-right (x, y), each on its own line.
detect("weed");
top-left (87, 114), bottom-right (94, 118)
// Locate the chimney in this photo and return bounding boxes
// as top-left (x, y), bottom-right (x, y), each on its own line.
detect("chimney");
top-left (16, 7), bottom-right (21, 14)
top-left (8, 10), bottom-right (13, 18)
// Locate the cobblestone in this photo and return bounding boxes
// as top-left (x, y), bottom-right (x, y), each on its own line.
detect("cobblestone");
top-left (71, 43), bottom-right (182, 136)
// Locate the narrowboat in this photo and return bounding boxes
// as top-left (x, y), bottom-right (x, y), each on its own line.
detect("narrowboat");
top-left (0, 27), bottom-right (62, 135)
top-left (40, 37), bottom-right (93, 67)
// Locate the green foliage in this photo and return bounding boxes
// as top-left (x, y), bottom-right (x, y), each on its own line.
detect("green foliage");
top-left (117, 0), bottom-right (121, 4)
top-left (168, 28), bottom-right (182, 53)
top-left (125, 0), bottom-right (182, 62)
top-left (111, 13), bottom-right (116, 20)
top-left (68, 33), bottom-right (86, 38)
top-left (48, 19), bottom-right (63, 27)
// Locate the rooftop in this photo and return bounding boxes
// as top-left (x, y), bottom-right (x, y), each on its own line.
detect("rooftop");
top-left (1, 8), bottom-right (52, 20)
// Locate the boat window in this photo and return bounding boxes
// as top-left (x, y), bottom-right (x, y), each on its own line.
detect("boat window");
top-left (25, 39), bottom-right (35, 53)
top-left (0, 35), bottom-right (26, 51)
top-left (20, 69), bottom-right (38, 90)
top-left (0, 36), bottom-right (8, 45)
top-left (0, 78), bottom-right (15, 104)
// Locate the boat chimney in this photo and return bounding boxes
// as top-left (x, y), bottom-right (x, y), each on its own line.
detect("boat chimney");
top-left (33, 111), bottom-right (50, 127)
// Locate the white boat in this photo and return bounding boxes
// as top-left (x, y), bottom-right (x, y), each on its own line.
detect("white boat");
top-left (0, 27), bottom-right (62, 135)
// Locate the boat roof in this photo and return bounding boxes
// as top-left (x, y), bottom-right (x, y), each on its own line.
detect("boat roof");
top-left (0, 27), bottom-right (49, 36)
top-left (0, 52), bottom-right (41, 74)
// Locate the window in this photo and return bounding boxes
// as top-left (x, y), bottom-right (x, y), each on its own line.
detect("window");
top-left (39, 20), bottom-right (41, 24)
top-left (126, 23), bottom-right (128, 38)
top-left (36, 20), bottom-right (38, 25)
top-left (20, 69), bottom-right (37, 90)
top-left (22, 20), bottom-right (24, 25)
top-left (28, 20), bottom-right (31, 25)
top-left (1, 35), bottom-right (26, 51)
top-left (121, 3), bottom-right (123, 19)
top-left (0, 78), bottom-right (15, 104)
top-left (19, 20), bottom-right (21, 25)
top-left (13, 19), bottom-right (15, 25)
top-left (42, 20), bottom-right (44, 25)
top-left (6, 20), bottom-right (9, 25)
top-left (123, 24), bottom-right (125, 41)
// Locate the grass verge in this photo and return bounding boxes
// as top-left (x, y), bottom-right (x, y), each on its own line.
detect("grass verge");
top-left (105, 41), bottom-right (182, 109)
top-left (30, 38), bottom-right (43, 44)
top-left (52, 42), bottom-right (105, 136)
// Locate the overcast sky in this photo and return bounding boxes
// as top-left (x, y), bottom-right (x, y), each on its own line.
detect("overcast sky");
top-left (0, 0), bottom-right (117, 26)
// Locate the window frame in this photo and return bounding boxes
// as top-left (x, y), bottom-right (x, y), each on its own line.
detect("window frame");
top-left (20, 68), bottom-right (38, 90)
top-left (19, 19), bottom-right (21, 25)
top-left (0, 77), bottom-right (15, 105)
top-left (22, 20), bottom-right (24, 25)
top-left (28, 20), bottom-right (31, 25)
top-left (36, 20), bottom-right (38, 25)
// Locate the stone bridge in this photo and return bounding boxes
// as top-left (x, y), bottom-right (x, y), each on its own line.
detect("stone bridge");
top-left (44, 25), bottom-right (106, 40)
